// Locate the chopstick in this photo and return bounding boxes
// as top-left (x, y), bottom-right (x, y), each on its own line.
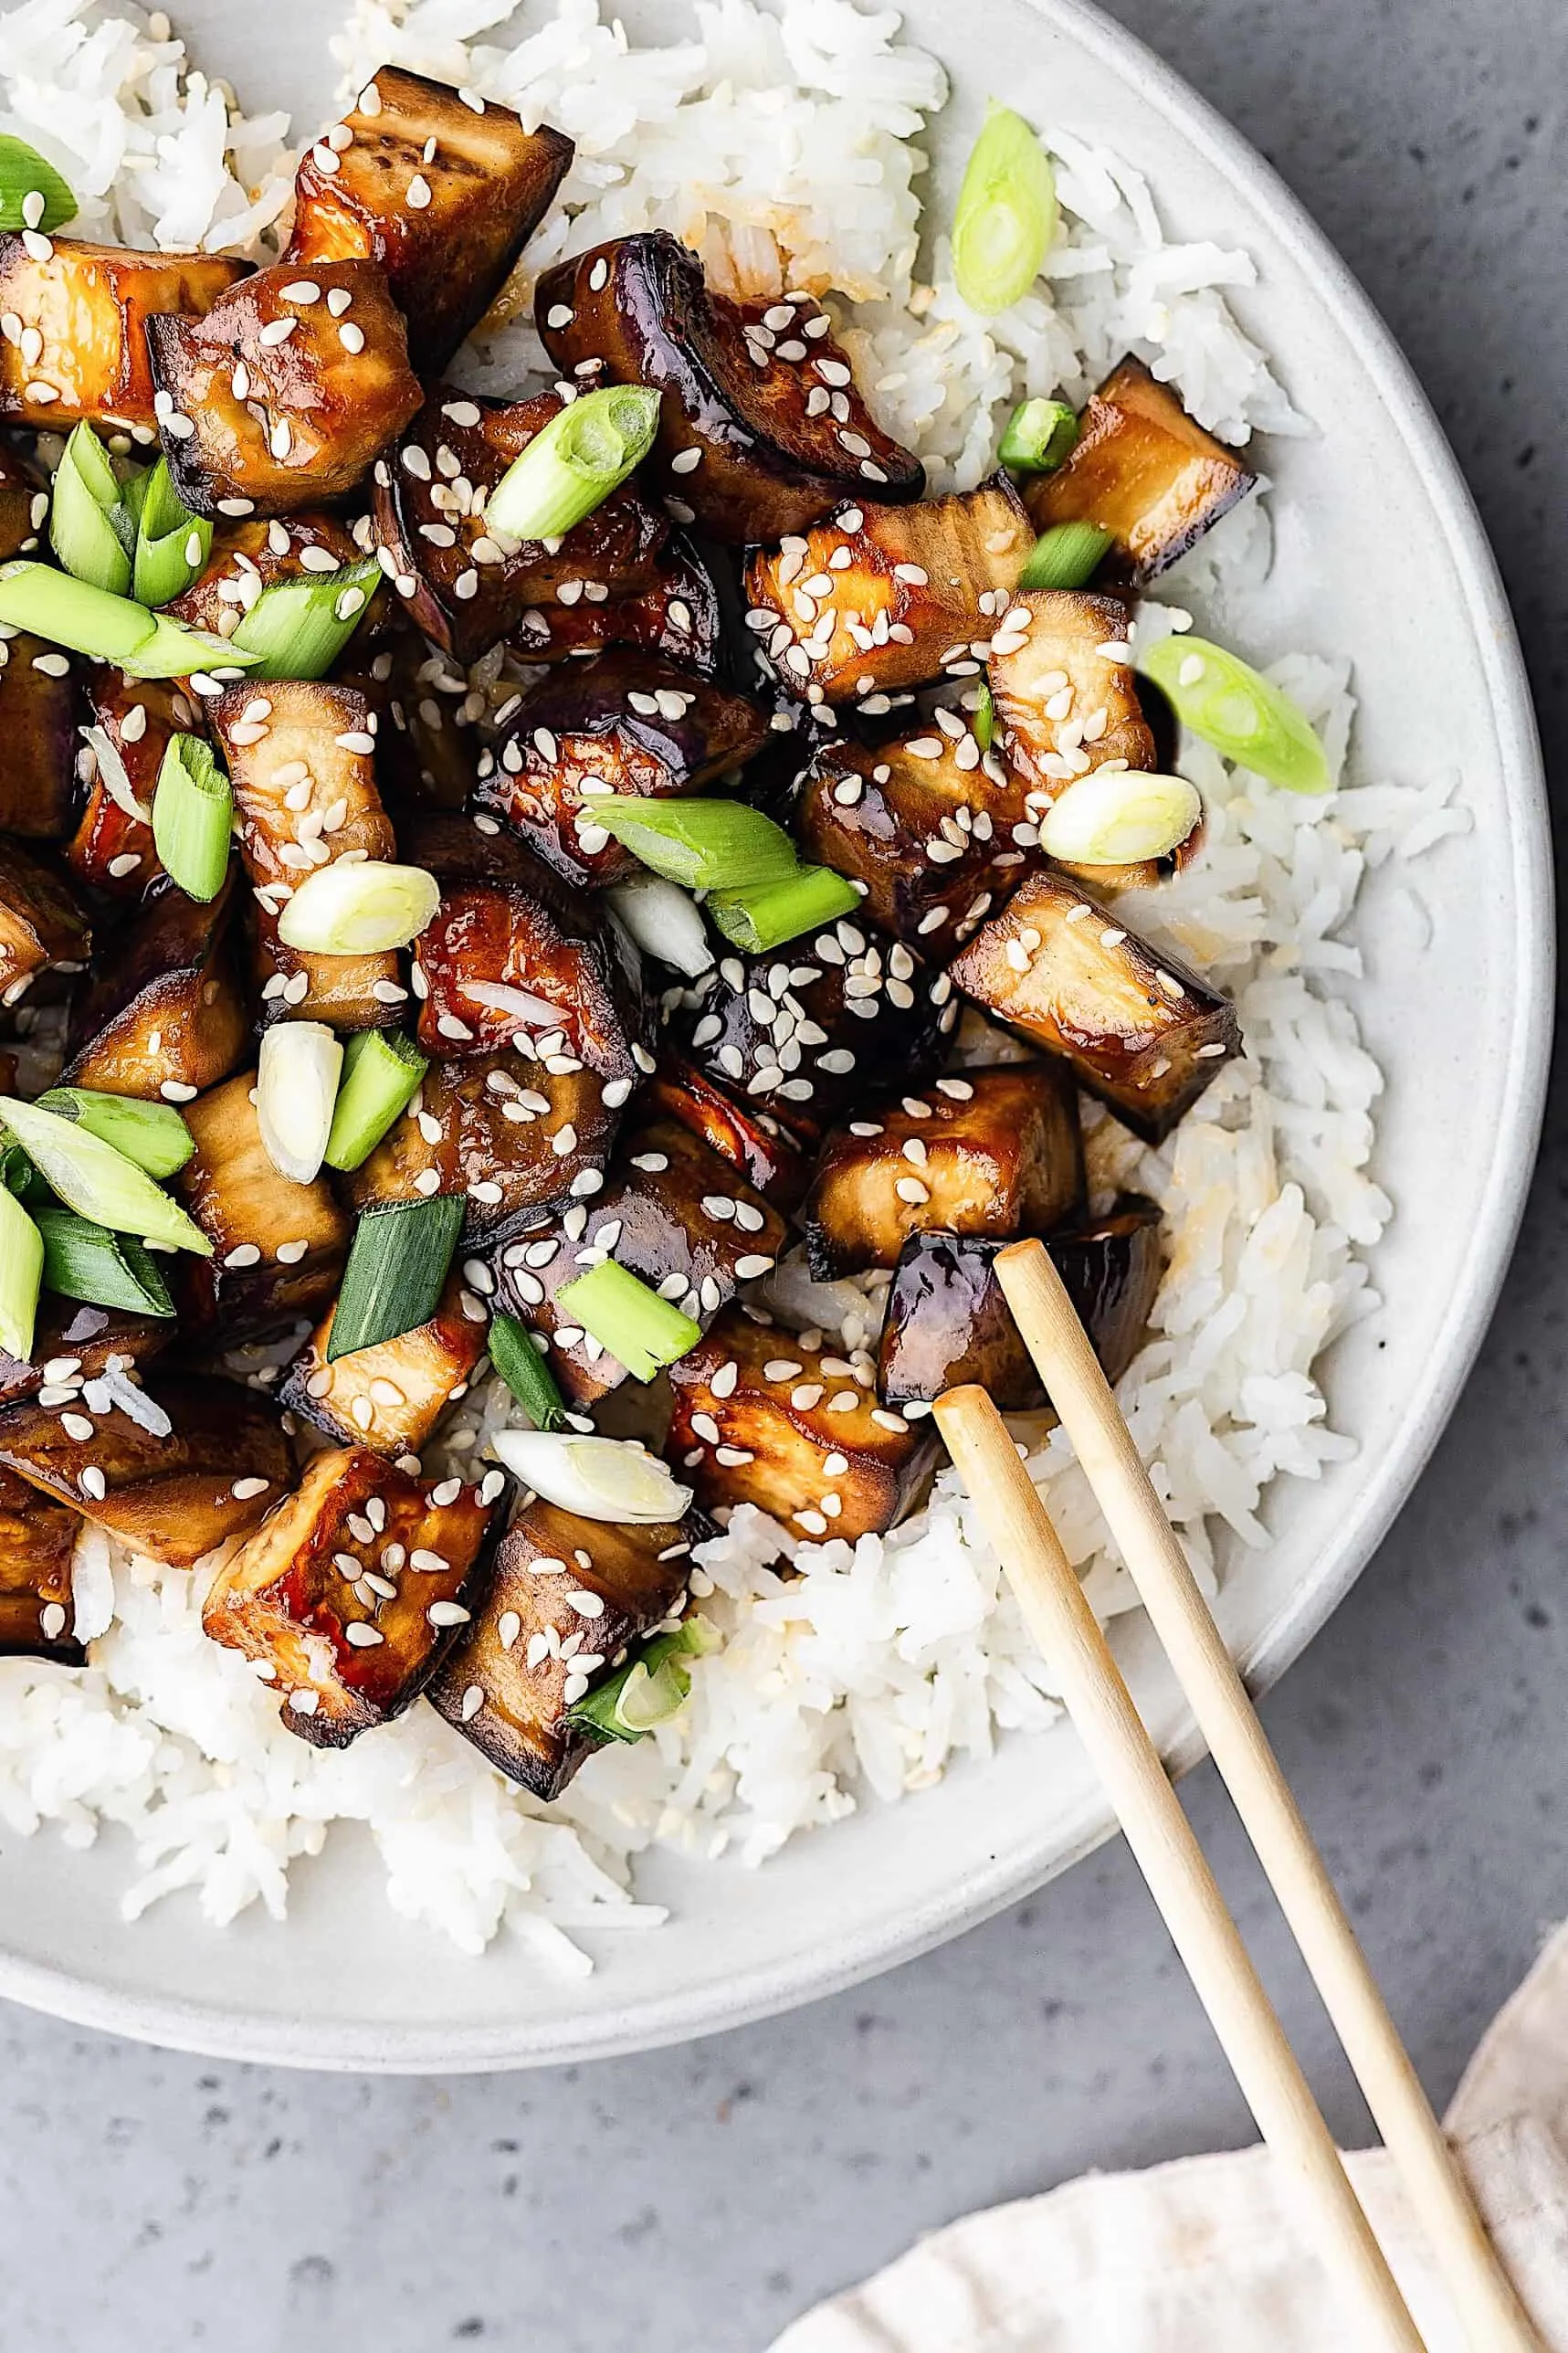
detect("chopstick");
top-left (982, 1236), bottom-right (1542, 2353)
top-left (935, 1383), bottom-right (1426, 2350)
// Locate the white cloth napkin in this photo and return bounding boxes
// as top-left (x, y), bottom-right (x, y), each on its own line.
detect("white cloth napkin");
top-left (772, 1924), bottom-right (1568, 2351)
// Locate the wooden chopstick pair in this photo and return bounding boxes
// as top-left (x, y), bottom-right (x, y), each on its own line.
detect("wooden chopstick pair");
top-left (933, 1240), bottom-right (1541, 2353)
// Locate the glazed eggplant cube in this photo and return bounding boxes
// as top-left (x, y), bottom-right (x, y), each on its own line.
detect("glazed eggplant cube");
top-left (987, 590), bottom-right (1155, 806)
top-left (0, 1373), bottom-right (290, 1570)
top-left (414, 868), bottom-right (649, 1079)
top-left (1050, 1198), bottom-right (1164, 1386)
top-left (0, 443), bottom-right (46, 561)
top-left (426, 1493), bottom-right (695, 1799)
top-left (537, 233), bottom-right (923, 543)
top-left (167, 511), bottom-right (364, 643)
top-left (672, 913), bottom-right (955, 1148)
top-left (743, 478), bottom-right (1034, 706)
top-left (373, 385), bottom-right (668, 663)
top-left (805, 1065), bottom-right (1085, 1279)
top-left (286, 68), bottom-right (574, 376)
top-left (279, 1273), bottom-right (490, 1459)
top-left (947, 872), bottom-right (1241, 1143)
top-left (477, 651), bottom-right (767, 889)
top-left (646, 1058), bottom-right (814, 1216)
top-left (0, 1467), bottom-right (82, 1662)
top-left (63, 671), bottom-right (198, 895)
top-left (491, 1115), bottom-right (784, 1407)
top-left (877, 1232), bottom-right (1046, 1412)
top-left (0, 1296), bottom-right (176, 1415)
top-left (0, 840), bottom-right (89, 1009)
top-left (147, 259), bottom-right (421, 518)
top-left (668, 1306), bottom-right (934, 1542)
top-left (204, 1446), bottom-right (506, 1747)
top-left (172, 1070), bottom-right (351, 1343)
top-left (347, 1050), bottom-right (622, 1249)
top-left (515, 534), bottom-right (723, 677)
top-left (346, 628), bottom-right (478, 815)
top-left (0, 634), bottom-right (80, 842)
top-left (0, 236), bottom-right (247, 433)
top-left (62, 869), bottom-right (247, 1102)
top-left (1025, 357), bottom-right (1256, 585)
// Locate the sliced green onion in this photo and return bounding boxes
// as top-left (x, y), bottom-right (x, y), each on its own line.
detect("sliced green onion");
top-left (553, 1259), bottom-right (701, 1384)
top-left (230, 555), bottom-right (383, 680)
top-left (49, 425), bottom-right (131, 596)
top-left (998, 396), bottom-right (1079, 473)
top-left (487, 1311), bottom-right (568, 1431)
top-left (122, 607), bottom-right (256, 681)
top-left (277, 859), bottom-right (440, 955)
top-left (489, 1428), bottom-right (691, 1524)
top-left (152, 732), bottom-right (233, 902)
top-left (952, 101), bottom-right (1058, 316)
top-left (0, 1097), bottom-right (211, 1255)
top-left (972, 681), bottom-right (995, 753)
top-left (257, 1021), bottom-right (342, 1186)
top-left (1136, 635), bottom-right (1332, 796)
top-left (36, 1208), bottom-right (175, 1319)
top-left (1037, 769), bottom-right (1203, 867)
top-left (0, 1181), bottom-right (42, 1362)
top-left (0, 1139), bottom-right (37, 1200)
top-left (567, 1618), bottom-right (720, 1744)
top-left (591, 797), bottom-right (798, 893)
top-left (709, 863), bottom-right (860, 955)
top-left (132, 458), bottom-right (212, 608)
top-left (328, 1195), bottom-right (463, 1361)
top-left (36, 1088), bottom-right (194, 1179)
top-left (0, 139), bottom-right (77, 234)
top-left (1017, 522), bottom-right (1112, 592)
top-left (323, 1029), bottom-right (427, 1172)
top-left (485, 384), bottom-right (662, 543)
top-left (0, 560), bottom-right (257, 678)
top-left (605, 871), bottom-right (714, 978)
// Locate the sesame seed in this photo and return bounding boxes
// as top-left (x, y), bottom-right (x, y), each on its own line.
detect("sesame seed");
top-left (406, 174), bottom-right (433, 208)
top-left (230, 1476), bottom-right (270, 1500)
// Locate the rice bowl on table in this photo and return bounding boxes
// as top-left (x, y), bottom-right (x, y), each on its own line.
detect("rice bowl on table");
top-left (0, 0), bottom-right (1545, 2067)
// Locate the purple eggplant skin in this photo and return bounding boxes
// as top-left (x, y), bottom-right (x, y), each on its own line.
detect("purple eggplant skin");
top-left (512, 533), bottom-right (724, 678)
top-left (0, 441), bottom-right (45, 561)
top-left (1050, 1198), bottom-right (1164, 1388)
top-left (0, 635), bottom-right (81, 840)
top-left (877, 1232), bottom-right (1047, 1411)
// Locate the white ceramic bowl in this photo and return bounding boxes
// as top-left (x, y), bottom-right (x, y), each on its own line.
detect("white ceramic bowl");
top-left (0, 0), bottom-right (1549, 2069)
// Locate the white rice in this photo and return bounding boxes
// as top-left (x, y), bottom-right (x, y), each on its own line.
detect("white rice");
top-left (0, 0), bottom-right (1470, 1957)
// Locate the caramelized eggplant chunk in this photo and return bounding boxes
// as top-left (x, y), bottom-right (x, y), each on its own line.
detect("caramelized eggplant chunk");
top-left (373, 385), bottom-right (668, 662)
top-left (168, 511), bottom-right (363, 642)
top-left (204, 1446), bottom-right (505, 1747)
top-left (673, 914), bottom-right (954, 1148)
top-left (280, 1274), bottom-right (489, 1459)
top-left (0, 1297), bottom-right (176, 1415)
top-left (0, 1468), bottom-right (82, 1663)
top-left (668, 1306), bottom-right (935, 1542)
top-left (427, 1493), bottom-right (695, 1799)
top-left (287, 69), bottom-right (574, 376)
top-left (537, 233), bottom-right (924, 543)
top-left (147, 259), bottom-right (421, 518)
top-left (1051, 1197), bottom-right (1164, 1388)
top-left (647, 1058), bottom-right (814, 1215)
top-left (62, 871), bottom-right (247, 1102)
top-left (1025, 357), bottom-right (1256, 584)
top-left (478, 651), bottom-right (767, 888)
top-left (878, 1232), bottom-right (1045, 1412)
top-left (988, 590), bottom-right (1154, 807)
top-left (491, 1116), bottom-right (784, 1407)
top-left (349, 628), bottom-right (475, 815)
top-left (63, 671), bottom-right (196, 896)
top-left (743, 478), bottom-right (1033, 706)
top-left (948, 872), bottom-right (1241, 1144)
top-left (794, 726), bottom-right (1035, 957)
top-left (516, 533), bottom-right (723, 676)
top-left (347, 1051), bottom-right (621, 1249)
top-left (414, 873), bottom-right (647, 1079)
top-left (0, 1373), bottom-right (289, 1570)
top-left (0, 841), bottom-right (89, 1009)
top-left (172, 1071), bottom-right (351, 1343)
top-left (0, 635), bottom-right (80, 842)
top-left (0, 443), bottom-right (46, 561)
top-left (805, 1065), bottom-right (1085, 1279)
top-left (0, 237), bottom-right (247, 434)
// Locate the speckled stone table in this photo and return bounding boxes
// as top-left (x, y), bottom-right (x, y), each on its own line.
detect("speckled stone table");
top-left (2, 4), bottom-right (1563, 2348)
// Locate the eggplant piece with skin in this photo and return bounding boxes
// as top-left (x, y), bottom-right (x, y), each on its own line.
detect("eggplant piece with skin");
top-left (0, 840), bottom-right (89, 1010)
top-left (536, 233), bottom-right (924, 543)
top-left (63, 670), bottom-right (198, 896)
top-left (147, 259), bottom-right (422, 519)
top-left (279, 1273), bottom-right (490, 1460)
top-left (668, 1305), bottom-right (935, 1542)
top-left (0, 1373), bottom-right (290, 1570)
top-left (286, 69), bottom-right (574, 377)
top-left (513, 533), bottom-right (723, 677)
top-left (1025, 357), bottom-right (1256, 585)
top-left (0, 635), bottom-right (81, 842)
top-left (0, 443), bottom-right (46, 561)
top-left (347, 628), bottom-right (477, 815)
top-left (204, 1446), bottom-right (506, 1747)
top-left (804, 1064), bottom-right (1085, 1279)
top-left (171, 1070), bottom-right (351, 1343)
top-left (0, 237), bottom-right (247, 435)
top-left (167, 511), bottom-right (363, 643)
top-left (62, 869), bottom-right (247, 1103)
top-left (0, 1297), bottom-right (176, 1415)
top-left (743, 477), bottom-right (1034, 707)
top-left (0, 1467), bottom-right (83, 1662)
top-left (987, 590), bottom-right (1155, 809)
top-left (476, 650), bottom-right (767, 889)
top-left (414, 872), bottom-right (649, 1079)
top-left (1050, 1198), bottom-right (1165, 1386)
top-left (947, 871), bottom-right (1241, 1143)
top-left (373, 385), bottom-right (668, 663)
top-left (645, 1058), bottom-right (814, 1216)
top-left (426, 1493), bottom-right (697, 1799)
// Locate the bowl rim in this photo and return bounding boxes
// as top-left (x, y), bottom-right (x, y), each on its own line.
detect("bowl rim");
top-left (0, 0), bottom-right (1552, 2072)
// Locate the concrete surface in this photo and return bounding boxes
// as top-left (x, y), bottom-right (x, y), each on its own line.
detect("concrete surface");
top-left (2, 2), bottom-right (1565, 2346)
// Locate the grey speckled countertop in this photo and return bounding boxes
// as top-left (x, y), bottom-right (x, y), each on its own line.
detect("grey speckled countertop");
top-left (3, 3), bottom-right (1565, 2347)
